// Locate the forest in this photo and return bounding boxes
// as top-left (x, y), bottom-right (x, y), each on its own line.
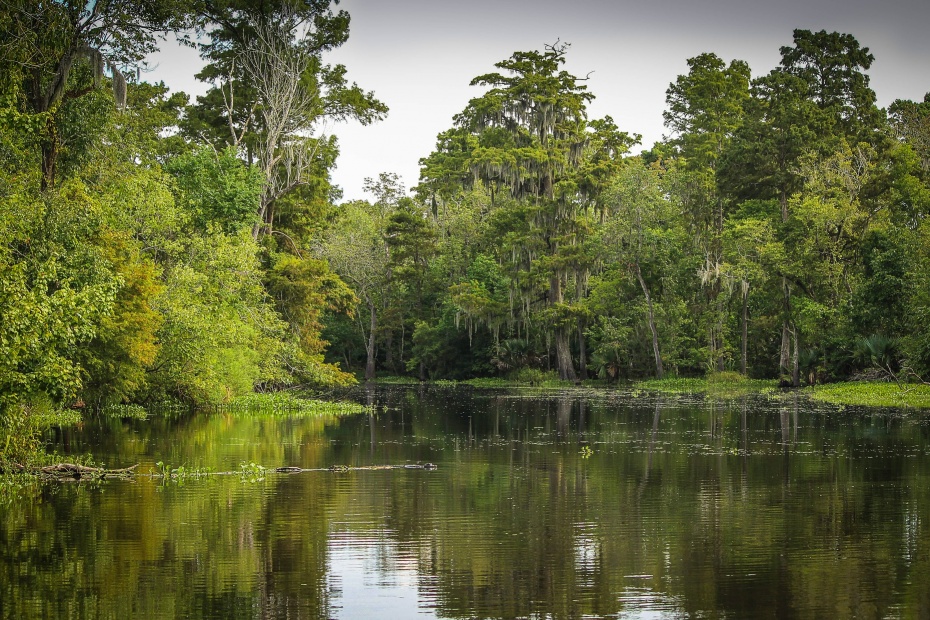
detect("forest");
top-left (2, 1), bottom-right (930, 461)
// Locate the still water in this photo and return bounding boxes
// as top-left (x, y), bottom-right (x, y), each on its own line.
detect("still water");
top-left (2, 386), bottom-right (930, 619)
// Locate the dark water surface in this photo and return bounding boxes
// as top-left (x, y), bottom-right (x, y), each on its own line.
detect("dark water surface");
top-left (3, 386), bottom-right (930, 619)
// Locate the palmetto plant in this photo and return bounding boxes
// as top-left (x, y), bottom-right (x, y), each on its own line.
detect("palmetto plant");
top-left (854, 333), bottom-right (899, 374)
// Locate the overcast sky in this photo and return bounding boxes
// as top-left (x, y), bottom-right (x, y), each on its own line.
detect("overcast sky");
top-left (146, 0), bottom-right (930, 202)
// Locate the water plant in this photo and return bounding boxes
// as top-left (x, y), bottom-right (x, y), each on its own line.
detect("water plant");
top-left (808, 381), bottom-right (930, 409)
top-left (635, 373), bottom-right (777, 398)
top-left (213, 392), bottom-right (368, 416)
top-left (238, 461), bottom-right (266, 482)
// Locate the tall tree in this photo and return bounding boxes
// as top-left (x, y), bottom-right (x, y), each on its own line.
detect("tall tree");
top-left (778, 29), bottom-right (883, 146)
top-left (601, 160), bottom-right (686, 378)
top-left (186, 0), bottom-right (386, 239)
top-left (449, 43), bottom-right (635, 380)
top-left (664, 53), bottom-right (750, 370)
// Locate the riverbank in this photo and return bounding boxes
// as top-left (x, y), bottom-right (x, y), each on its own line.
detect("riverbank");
top-left (377, 372), bottom-right (930, 410)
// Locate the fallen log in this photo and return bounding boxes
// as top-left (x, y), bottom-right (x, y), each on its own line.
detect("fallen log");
top-left (6, 462), bottom-right (436, 481)
top-left (39, 463), bottom-right (139, 479)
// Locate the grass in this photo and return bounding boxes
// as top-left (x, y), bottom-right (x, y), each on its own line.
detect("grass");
top-left (635, 372), bottom-right (777, 397)
top-left (808, 381), bottom-right (930, 409)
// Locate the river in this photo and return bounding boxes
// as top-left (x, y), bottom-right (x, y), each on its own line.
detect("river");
top-left (2, 385), bottom-right (929, 618)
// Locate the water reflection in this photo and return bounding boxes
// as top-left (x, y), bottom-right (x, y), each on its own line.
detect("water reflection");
top-left (2, 386), bottom-right (930, 619)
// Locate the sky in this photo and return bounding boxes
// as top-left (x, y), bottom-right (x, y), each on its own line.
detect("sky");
top-left (146, 0), bottom-right (930, 202)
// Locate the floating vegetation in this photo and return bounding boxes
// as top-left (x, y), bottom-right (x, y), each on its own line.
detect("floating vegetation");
top-left (635, 373), bottom-right (777, 398)
top-left (33, 408), bottom-right (82, 428)
top-left (99, 403), bottom-right (149, 420)
top-left (808, 382), bottom-right (930, 409)
top-left (238, 461), bottom-right (266, 483)
top-left (375, 376), bottom-right (421, 385)
top-left (211, 392), bottom-right (369, 416)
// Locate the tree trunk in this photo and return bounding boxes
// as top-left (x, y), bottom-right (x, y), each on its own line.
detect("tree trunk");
top-left (365, 301), bottom-right (377, 381)
top-left (555, 328), bottom-right (577, 382)
top-left (791, 325), bottom-right (800, 387)
top-left (635, 262), bottom-right (664, 379)
top-left (741, 283), bottom-right (749, 376)
top-left (779, 321), bottom-right (791, 381)
top-left (549, 275), bottom-right (577, 382)
top-left (577, 319), bottom-right (588, 381)
top-left (715, 299), bottom-right (726, 372)
top-left (779, 277), bottom-right (791, 382)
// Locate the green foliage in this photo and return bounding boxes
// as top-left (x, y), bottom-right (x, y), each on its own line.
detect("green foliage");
top-left (850, 230), bottom-right (907, 336)
top-left (852, 334), bottom-right (899, 373)
top-left (77, 231), bottom-right (163, 406)
top-left (166, 147), bottom-right (262, 232)
top-left (506, 368), bottom-right (563, 387)
top-left (0, 180), bottom-right (120, 409)
top-left (149, 230), bottom-right (287, 404)
top-left (265, 253), bottom-right (357, 386)
top-left (0, 395), bottom-right (80, 469)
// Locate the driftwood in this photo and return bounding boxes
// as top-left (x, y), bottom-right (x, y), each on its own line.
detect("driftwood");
top-left (282, 463), bottom-right (438, 473)
top-left (39, 463), bottom-right (139, 479)
top-left (6, 462), bottom-right (436, 481)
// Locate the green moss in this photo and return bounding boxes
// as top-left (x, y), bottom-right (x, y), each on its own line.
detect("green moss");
top-left (808, 382), bottom-right (930, 409)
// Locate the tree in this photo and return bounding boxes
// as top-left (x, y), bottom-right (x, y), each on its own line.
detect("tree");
top-left (448, 43), bottom-right (636, 380)
top-left (322, 197), bottom-right (393, 381)
top-left (663, 53), bottom-right (750, 370)
top-left (601, 160), bottom-right (685, 378)
top-left (721, 213), bottom-right (782, 375)
top-left (719, 70), bottom-right (828, 220)
top-left (1, 0), bottom-right (191, 189)
top-left (778, 29), bottom-right (883, 146)
top-left (386, 201), bottom-right (438, 379)
top-left (186, 0), bottom-right (387, 239)
top-left (264, 253), bottom-right (357, 386)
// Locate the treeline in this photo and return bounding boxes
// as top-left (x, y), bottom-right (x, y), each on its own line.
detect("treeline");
top-left (323, 34), bottom-right (930, 386)
top-left (1, 1), bottom-right (929, 427)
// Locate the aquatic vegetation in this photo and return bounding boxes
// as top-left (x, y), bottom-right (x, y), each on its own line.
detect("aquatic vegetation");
top-left (374, 375), bottom-right (421, 385)
top-left (99, 403), bottom-right (149, 420)
top-left (808, 381), bottom-right (930, 409)
top-left (238, 462), bottom-right (266, 483)
top-left (463, 370), bottom-right (571, 389)
top-left (635, 373), bottom-right (777, 398)
top-left (1, 397), bottom-right (83, 470)
top-left (212, 392), bottom-right (369, 416)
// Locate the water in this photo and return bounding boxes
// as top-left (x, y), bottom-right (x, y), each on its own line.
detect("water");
top-left (2, 386), bottom-right (930, 619)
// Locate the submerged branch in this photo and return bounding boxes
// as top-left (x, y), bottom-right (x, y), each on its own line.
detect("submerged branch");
top-left (4, 463), bottom-right (437, 481)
